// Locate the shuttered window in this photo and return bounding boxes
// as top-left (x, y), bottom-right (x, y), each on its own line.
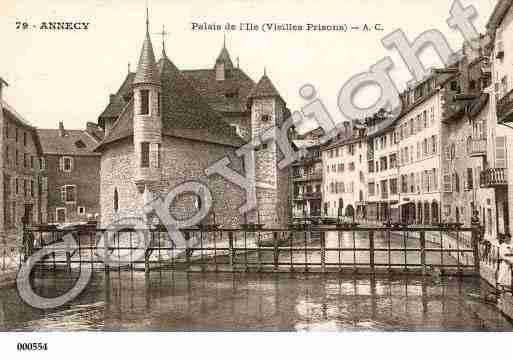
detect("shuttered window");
top-left (141, 142), bottom-right (150, 168)
top-left (495, 136), bottom-right (507, 168)
top-left (140, 90), bottom-right (150, 115)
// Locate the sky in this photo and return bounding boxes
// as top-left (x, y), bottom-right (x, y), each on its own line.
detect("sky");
top-left (0, 0), bottom-right (497, 130)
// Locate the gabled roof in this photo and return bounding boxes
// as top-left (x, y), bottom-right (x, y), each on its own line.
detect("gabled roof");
top-left (37, 128), bottom-right (100, 156)
top-left (181, 68), bottom-right (255, 113)
top-left (247, 74), bottom-right (284, 105)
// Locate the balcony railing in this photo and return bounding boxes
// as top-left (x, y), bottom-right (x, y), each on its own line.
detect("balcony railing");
top-left (497, 88), bottom-right (513, 123)
top-left (469, 138), bottom-right (486, 157)
top-left (295, 192), bottom-right (322, 200)
top-left (480, 168), bottom-right (507, 188)
top-left (293, 171), bottom-right (322, 182)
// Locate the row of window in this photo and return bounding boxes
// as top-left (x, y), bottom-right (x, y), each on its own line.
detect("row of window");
top-left (4, 122), bottom-right (30, 146)
top-left (4, 147), bottom-right (45, 170)
top-left (326, 161), bottom-right (356, 174)
top-left (368, 178), bottom-right (398, 197)
top-left (328, 181), bottom-right (355, 195)
top-left (399, 135), bottom-right (438, 165)
top-left (395, 107), bottom-right (436, 143)
top-left (5, 177), bottom-right (38, 197)
top-left (368, 153), bottom-right (398, 173)
top-left (327, 141), bottom-right (363, 159)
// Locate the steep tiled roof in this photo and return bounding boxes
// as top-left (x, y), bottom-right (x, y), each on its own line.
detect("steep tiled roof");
top-left (182, 68), bottom-right (255, 113)
top-left (133, 30), bottom-right (160, 86)
top-left (95, 54), bottom-right (244, 151)
top-left (247, 74), bottom-right (284, 105)
top-left (98, 72), bottom-right (135, 127)
top-left (37, 129), bottom-right (100, 156)
top-left (216, 46), bottom-right (234, 68)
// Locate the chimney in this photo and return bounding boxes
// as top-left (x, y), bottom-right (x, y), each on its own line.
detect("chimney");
top-left (0, 77), bottom-right (8, 102)
top-left (58, 121), bottom-right (65, 137)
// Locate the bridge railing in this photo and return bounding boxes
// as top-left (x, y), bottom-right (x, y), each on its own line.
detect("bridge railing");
top-left (23, 223), bottom-right (481, 276)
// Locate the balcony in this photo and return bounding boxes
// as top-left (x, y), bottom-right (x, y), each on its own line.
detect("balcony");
top-left (293, 171), bottom-right (322, 182)
top-left (480, 168), bottom-right (507, 188)
top-left (497, 88), bottom-right (513, 123)
top-left (469, 138), bottom-right (486, 158)
top-left (295, 192), bottom-right (322, 201)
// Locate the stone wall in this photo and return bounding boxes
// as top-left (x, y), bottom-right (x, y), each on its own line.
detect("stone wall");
top-left (100, 136), bottom-right (245, 229)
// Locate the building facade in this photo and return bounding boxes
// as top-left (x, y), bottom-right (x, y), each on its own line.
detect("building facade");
top-left (0, 78), bottom-right (45, 239)
top-left (291, 129), bottom-right (323, 219)
top-left (366, 112), bottom-right (400, 223)
top-left (37, 122), bottom-right (102, 224)
top-left (94, 16), bottom-right (289, 229)
top-left (321, 123), bottom-right (367, 220)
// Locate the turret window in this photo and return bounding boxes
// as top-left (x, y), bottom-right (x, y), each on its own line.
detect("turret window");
top-left (140, 89), bottom-right (150, 115)
top-left (157, 92), bottom-right (161, 116)
top-left (141, 142), bottom-right (150, 167)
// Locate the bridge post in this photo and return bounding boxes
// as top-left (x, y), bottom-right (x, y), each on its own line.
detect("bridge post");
top-left (184, 231), bottom-right (191, 271)
top-left (369, 230), bottom-right (375, 274)
top-left (420, 231), bottom-right (426, 275)
top-left (320, 231), bottom-right (326, 273)
top-left (228, 232), bottom-right (234, 271)
top-left (471, 210), bottom-right (481, 274)
top-left (273, 232), bottom-right (279, 271)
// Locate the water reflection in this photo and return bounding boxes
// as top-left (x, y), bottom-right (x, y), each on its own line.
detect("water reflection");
top-left (0, 271), bottom-right (511, 331)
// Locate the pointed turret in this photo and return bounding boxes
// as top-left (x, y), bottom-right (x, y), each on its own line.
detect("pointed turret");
top-left (247, 71), bottom-right (284, 106)
top-left (132, 8), bottom-right (162, 192)
top-left (133, 12), bottom-right (160, 86)
top-left (214, 36), bottom-right (233, 80)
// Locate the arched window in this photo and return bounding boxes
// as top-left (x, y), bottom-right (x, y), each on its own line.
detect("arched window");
top-left (114, 188), bottom-right (119, 212)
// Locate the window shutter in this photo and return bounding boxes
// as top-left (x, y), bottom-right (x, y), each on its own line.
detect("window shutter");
top-left (61, 186), bottom-right (66, 202)
top-left (59, 157), bottom-right (63, 171)
top-left (495, 136), bottom-right (507, 168)
top-left (443, 171), bottom-right (452, 192)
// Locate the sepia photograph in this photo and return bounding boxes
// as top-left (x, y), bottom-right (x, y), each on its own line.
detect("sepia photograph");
top-left (0, 0), bottom-right (512, 356)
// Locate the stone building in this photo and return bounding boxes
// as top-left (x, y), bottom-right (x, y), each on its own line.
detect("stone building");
top-left (365, 110), bottom-right (400, 222)
top-left (94, 16), bottom-right (289, 229)
top-left (485, 0), bottom-right (513, 241)
top-left (0, 78), bottom-right (45, 238)
top-left (291, 129), bottom-right (323, 219)
top-left (37, 122), bottom-right (103, 224)
top-left (321, 122), bottom-right (367, 219)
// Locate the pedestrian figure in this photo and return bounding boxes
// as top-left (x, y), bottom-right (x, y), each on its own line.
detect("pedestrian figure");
top-left (497, 234), bottom-right (512, 290)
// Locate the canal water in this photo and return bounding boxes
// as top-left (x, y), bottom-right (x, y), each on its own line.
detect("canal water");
top-left (0, 271), bottom-right (511, 331)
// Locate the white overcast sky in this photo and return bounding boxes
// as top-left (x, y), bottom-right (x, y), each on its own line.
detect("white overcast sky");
top-left (0, 0), bottom-right (496, 130)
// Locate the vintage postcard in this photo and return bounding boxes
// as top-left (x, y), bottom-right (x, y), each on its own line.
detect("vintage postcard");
top-left (0, 0), bottom-right (512, 356)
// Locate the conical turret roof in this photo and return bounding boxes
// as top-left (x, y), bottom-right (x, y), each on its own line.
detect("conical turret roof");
top-left (215, 45), bottom-right (233, 68)
top-left (247, 73), bottom-right (283, 104)
top-left (133, 27), bottom-right (160, 86)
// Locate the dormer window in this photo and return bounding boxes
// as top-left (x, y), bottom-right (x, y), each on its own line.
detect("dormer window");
top-left (139, 89), bottom-right (150, 115)
top-left (261, 114), bottom-right (271, 123)
top-left (75, 140), bottom-right (86, 148)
